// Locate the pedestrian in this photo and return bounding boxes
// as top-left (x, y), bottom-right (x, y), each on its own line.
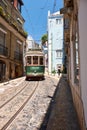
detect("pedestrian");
top-left (57, 67), bottom-right (60, 77)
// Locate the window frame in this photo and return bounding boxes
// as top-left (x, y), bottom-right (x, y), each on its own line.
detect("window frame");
top-left (56, 18), bottom-right (62, 24)
top-left (56, 49), bottom-right (63, 58)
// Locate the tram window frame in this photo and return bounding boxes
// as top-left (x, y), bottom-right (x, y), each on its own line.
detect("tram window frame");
top-left (27, 56), bottom-right (31, 64)
top-left (33, 56), bottom-right (38, 65)
top-left (40, 56), bottom-right (43, 65)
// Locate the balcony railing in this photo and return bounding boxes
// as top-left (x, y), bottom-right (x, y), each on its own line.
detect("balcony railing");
top-left (0, 0), bottom-right (27, 38)
top-left (65, 0), bottom-right (73, 8)
top-left (14, 51), bottom-right (22, 61)
top-left (0, 44), bottom-right (8, 56)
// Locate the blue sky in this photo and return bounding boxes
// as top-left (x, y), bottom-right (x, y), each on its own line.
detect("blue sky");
top-left (22, 0), bottom-right (63, 44)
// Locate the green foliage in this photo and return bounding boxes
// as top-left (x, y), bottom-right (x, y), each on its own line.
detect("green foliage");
top-left (0, 6), bottom-right (27, 38)
top-left (52, 69), bottom-right (56, 74)
top-left (0, 6), bottom-right (5, 16)
top-left (23, 31), bottom-right (28, 37)
top-left (41, 34), bottom-right (48, 46)
top-left (0, 6), bottom-right (3, 14)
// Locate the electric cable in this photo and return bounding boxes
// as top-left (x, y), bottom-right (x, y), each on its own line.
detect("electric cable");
top-left (53, 0), bottom-right (56, 13)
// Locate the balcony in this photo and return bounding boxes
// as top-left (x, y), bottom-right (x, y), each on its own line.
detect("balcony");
top-left (60, 0), bottom-right (73, 15)
top-left (0, 44), bottom-right (8, 56)
top-left (14, 51), bottom-right (22, 61)
top-left (65, 0), bottom-right (73, 8)
top-left (0, 0), bottom-right (27, 38)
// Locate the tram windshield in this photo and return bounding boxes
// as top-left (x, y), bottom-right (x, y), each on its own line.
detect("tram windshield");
top-left (33, 56), bottom-right (38, 64)
top-left (40, 56), bottom-right (43, 65)
top-left (26, 55), bottom-right (44, 65)
top-left (27, 56), bottom-right (31, 64)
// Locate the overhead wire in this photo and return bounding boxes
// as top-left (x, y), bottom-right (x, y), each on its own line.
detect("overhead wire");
top-left (23, 5), bottom-right (35, 37)
top-left (53, 0), bottom-right (56, 13)
top-left (23, 5), bottom-right (45, 43)
top-left (40, 0), bottom-right (49, 9)
top-left (23, 0), bottom-right (55, 42)
top-left (23, 2), bottom-right (48, 42)
top-left (30, 0), bottom-right (48, 41)
top-left (35, 0), bottom-right (49, 39)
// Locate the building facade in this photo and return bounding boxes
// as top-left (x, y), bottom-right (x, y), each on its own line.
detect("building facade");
top-left (0, 0), bottom-right (27, 82)
top-left (60, 0), bottom-right (87, 130)
top-left (26, 35), bottom-right (40, 51)
top-left (48, 11), bottom-right (64, 74)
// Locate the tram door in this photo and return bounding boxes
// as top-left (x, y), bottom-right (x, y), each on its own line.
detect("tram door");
top-left (0, 61), bottom-right (6, 81)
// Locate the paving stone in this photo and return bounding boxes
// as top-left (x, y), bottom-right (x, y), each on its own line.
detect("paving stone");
top-left (46, 75), bottom-right (81, 130)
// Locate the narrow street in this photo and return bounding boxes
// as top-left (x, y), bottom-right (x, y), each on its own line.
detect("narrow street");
top-left (45, 75), bottom-right (81, 130)
top-left (0, 0), bottom-right (87, 129)
top-left (0, 75), bottom-right (80, 130)
top-left (0, 75), bottom-right (58, 130)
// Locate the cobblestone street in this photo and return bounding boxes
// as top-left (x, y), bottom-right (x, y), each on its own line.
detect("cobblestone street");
top-left (0, 75), bottom-right (81, 130)
top-left (45, 75), bottom-right (81, 130)
top-left (0, 76), bottom-right (58, 130)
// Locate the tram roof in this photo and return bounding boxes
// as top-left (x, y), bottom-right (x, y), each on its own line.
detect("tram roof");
top-left (25, 49), bottom-right (44, 57)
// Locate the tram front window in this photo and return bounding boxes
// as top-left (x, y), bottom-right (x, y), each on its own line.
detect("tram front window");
top-left (27, 56), bottom-right (31, 64)
top-left (40, 57), bottom-right (43, 65)
top-left (33, 56), bottom-right (38, 64)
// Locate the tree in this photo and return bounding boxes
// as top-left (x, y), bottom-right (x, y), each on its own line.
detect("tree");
top-left (41, 34), bottom-right (48, 46)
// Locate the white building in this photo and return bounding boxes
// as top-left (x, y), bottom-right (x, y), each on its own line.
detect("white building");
top-left (48, 11), bottom-right (64, 74)
top-left (24, 35), bottom-right (39, 68)
top-left (26, 36), bottom-right (34, 50)
top-left (61, 0), bottom-right (87, 129)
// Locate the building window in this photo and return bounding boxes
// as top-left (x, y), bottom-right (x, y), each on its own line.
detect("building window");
top-left (16, 42), bottom-right (21, 53)
top-left (11, 0), bottom-right (14, 4)
top-left (0, 61), bottom-right (6, 81)
top-left (50, 20), bottom-right (52, 28)
top-left (56, 19), bottom-right (62, 24)
top-left (56, 50), bottom-right (62, 58)
top-left (17, 1), bottom-right (21, 12)
top-left (0, 30), bottom-right (6, 46)
top-left (64, 18), bottom-right (69, 30)
top-left (73, 31), bottom-right (79, 85)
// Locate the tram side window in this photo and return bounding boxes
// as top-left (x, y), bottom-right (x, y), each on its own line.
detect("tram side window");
top-left (33, 56), bottom-right (38, 64)
top-left (27, 56), bottom-right (31, 64)
top-left (40, 57), bottom-right (43, 65)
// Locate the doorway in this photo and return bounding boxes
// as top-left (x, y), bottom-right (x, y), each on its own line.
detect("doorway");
top-left (0, 60), bottom-right (6, 81)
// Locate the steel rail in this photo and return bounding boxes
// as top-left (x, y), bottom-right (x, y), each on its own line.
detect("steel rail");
top-left (0, 81), bottom-right (29, 109)
top-left (1, 81), bottom-right (39, 130)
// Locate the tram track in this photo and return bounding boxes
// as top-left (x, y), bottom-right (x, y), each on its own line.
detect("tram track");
top-left (0, 81), bottom-right (39, 130)
top-left (1, 77), bottom-right (59, 130)
top-left (0, 81), bottom-right (29, 109)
